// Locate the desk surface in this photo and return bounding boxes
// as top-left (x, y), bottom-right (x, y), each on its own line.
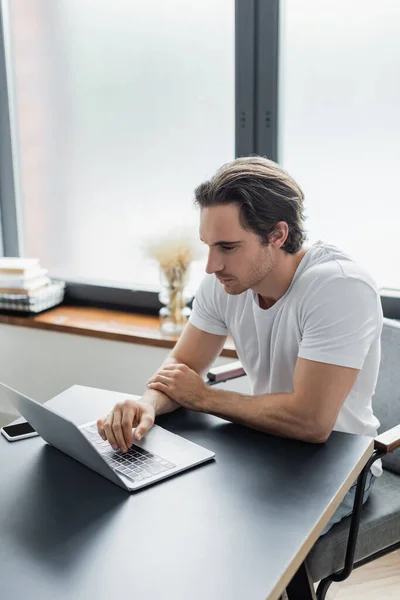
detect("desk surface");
top-left (0, 385), bottom-right (373, 600)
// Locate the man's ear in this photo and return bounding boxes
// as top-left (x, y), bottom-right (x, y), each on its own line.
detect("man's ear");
top-left (270, 221), bottom-right (289, 248)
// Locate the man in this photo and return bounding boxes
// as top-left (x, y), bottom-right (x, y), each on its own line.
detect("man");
top-left (98, 156), bottom-right (382, 533)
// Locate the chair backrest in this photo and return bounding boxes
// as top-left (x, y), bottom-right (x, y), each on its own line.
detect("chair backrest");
top-left (373, 318), bottom-right (400, 474)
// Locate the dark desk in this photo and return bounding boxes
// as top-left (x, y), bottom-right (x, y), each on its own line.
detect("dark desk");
top-left (0, 385), bottom-right (373, 600)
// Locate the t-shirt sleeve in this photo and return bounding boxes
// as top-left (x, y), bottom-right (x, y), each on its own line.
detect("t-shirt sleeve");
top-left (298, 276), bottom-right (383, 369)
top-left (189, 274), bottom-right (229, 336)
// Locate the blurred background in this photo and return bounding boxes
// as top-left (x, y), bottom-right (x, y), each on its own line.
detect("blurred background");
top-left (1, 0), bottom-right (399, 297)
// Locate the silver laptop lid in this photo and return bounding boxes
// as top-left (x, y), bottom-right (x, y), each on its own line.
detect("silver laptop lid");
top-left (0, 382), bottom-right (129, 490)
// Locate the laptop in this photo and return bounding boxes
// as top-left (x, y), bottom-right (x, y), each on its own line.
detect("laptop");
top-left (0, 382), bottom-right (215, 491)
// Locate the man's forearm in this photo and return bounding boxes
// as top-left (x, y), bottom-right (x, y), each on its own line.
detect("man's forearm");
top-left (202, 387), bottom-right (327, 443)
top-left (142, 355), bottom-right (183, 416)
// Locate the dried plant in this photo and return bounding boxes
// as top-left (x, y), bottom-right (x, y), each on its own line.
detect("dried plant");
top-left (145, 234), bottom-right (201, 326)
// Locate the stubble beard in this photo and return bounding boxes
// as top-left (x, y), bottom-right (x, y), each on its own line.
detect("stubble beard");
top-left (222, 249), bottom-right (275, 296)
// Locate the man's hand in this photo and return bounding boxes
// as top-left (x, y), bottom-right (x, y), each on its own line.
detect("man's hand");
top-left (146, 363), bottom-right (208, 410)
top-left (97, 399), bottom-right (155, 453)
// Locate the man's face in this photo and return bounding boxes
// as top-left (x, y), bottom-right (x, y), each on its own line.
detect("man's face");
top-left (199, 204), bottom-right (275, 295)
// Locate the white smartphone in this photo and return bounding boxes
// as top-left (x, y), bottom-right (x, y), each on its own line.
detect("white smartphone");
top-left (1, 421), bottom-right (39, 442)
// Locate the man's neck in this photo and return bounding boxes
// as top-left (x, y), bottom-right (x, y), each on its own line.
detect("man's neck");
top-left (257, 247), bottom-right (308, 309)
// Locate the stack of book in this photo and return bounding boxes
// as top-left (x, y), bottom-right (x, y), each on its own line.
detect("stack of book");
top-left (0, 258), bottom-right (65, 313)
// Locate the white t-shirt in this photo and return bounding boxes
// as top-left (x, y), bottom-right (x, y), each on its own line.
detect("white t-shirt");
top-left (189, 241), bottom-right (383, 476)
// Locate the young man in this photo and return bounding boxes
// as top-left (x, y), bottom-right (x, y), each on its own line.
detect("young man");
top-left (98, 156), bottom-right (383, 533)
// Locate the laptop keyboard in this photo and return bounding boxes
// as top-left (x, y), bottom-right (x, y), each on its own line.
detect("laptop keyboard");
top-left (82, 423), bottom-right (176, 482)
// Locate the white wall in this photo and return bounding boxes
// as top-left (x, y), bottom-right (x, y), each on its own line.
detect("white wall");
top-left (0, 324), bottom-right (250, 425)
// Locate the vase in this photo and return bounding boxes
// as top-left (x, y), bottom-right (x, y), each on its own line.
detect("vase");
top-left (158, 268), bottom-right (192, 336)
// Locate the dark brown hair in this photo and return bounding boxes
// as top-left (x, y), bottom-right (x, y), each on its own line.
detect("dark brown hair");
top-left (194, 156), bottom-right (307, 253)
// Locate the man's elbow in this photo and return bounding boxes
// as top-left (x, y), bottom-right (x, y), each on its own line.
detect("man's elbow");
top-left (300, 421), bottom-right (332, 444)
top-left (307, 429), bottom-right (331, 444)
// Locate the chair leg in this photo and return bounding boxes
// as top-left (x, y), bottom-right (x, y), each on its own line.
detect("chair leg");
top-left (316, 449), bottom-right (386, 598)
top-left (315, 578), bottom-right (333, 600)
top-left (286, 562), bottom-right (317, 599)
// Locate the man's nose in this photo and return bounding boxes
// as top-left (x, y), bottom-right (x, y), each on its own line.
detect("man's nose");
top-left (205, 251), bottom-right (223, 275)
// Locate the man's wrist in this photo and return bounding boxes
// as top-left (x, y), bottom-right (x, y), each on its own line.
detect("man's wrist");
top-left (142, 388), bottom-right (178, 416)
top-left (141, 389), bottom-right (165, 414)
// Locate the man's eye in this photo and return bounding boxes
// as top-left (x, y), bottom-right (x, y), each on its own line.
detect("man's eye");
top-left (221, 246), bottom-right (236, 252)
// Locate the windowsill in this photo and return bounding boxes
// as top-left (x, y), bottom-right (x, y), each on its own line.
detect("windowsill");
top-left (0, 305), bottom-right (238, 358)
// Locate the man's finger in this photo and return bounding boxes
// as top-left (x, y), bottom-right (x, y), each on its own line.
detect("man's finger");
top-left (121, 405), bottom-right (136, 449)
top-left (97, 418), bottom-right (107, 440)
top-left (103, 412), bottom-right (118, 450)
top-left (147, 374), bottom-right (171, 387)
top-left (111, 407), bottom-right (128, 453)
top-left (134, 411), bottom-right (154, 441)
top-left (147, 370), bottom-right (178, 384)
top-left (147, 381), bottom-right (169, 394)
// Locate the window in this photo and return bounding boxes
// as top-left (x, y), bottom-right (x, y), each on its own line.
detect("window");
top-left (3, 0), bottom-right (236, 294)
top-left (279, 0), bottom-right (400, 289)
top-left (5, 1), bottom-right (397, 313)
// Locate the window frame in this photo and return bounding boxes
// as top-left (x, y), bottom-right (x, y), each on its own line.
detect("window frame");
top-left (0, 2), bottom-right (20, 258)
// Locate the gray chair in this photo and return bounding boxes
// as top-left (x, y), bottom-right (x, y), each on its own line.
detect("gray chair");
top-left (304, 317), bottom-right (400, 599)
top-left (207, 317), bottom-right (400, 600)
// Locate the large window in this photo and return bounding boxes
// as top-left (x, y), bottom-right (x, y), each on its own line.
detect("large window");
top-left (3, 0), bottom-right (235, 292)
top-left (2, 0), bottom-right (399, 308)
top-left (279, 0), bottom-right (400, 289)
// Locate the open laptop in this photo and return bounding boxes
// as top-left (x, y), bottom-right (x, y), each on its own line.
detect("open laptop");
top-left (0, 382), bottom-right (215, 491)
